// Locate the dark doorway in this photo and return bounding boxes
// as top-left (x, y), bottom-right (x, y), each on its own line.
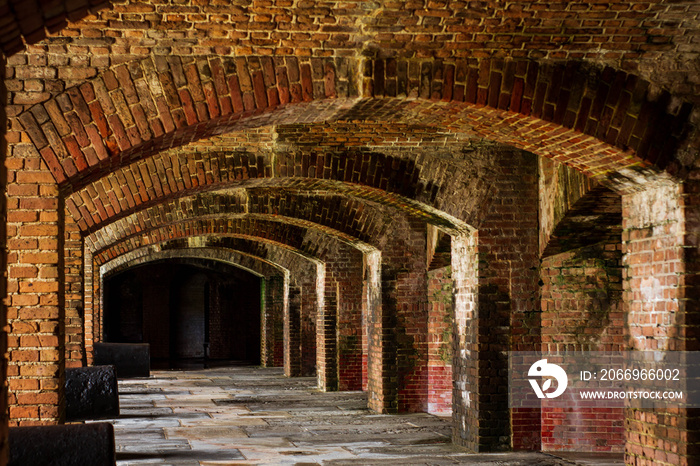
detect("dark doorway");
top-left (104, 259), bottom-right (262, 369)
top-left (171, 272), bottom-right (208, 360)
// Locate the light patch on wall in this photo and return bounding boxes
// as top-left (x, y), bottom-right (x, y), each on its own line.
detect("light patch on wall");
top-left (623, 182), bottom-right (681, 230)
top-left (640, 276), bottom-right (663, 310)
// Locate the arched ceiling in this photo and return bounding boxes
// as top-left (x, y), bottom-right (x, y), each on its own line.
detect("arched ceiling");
top-left (67, 125), bottom-right (511, 240)
top-left (16, 53), bottom-right (694, 204)
top-left (84, 189), bottom-right (393, 252)
top-left (5, 0), bottom-right (699, 273)
top-left (102, 247), bottom-right (284, 279)
top-left (7, 1), bottom-right (700, 103)
top-left (92, 218), bottom-right (359, 265)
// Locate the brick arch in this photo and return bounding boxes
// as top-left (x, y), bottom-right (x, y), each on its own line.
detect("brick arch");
top-left (65, 135), bottom-right (512, 236)
top-left (103, 246), bottom-right (285, 281)
top-left (18, 54), bottom-right (358, 191)
top-left (542, 186), bottom-right (622, 258)
top-left (89, 211), bottom-right (379, 265)
top-left (19, 55), bottom-right (695, 197)
top-left (84, 189), bottom-right (391, 254)
top-left (362, 57), bottom-right (695, 189)
top-left (96, 240), bottom-right (312, 373)
top-left (92, 217), bottom-right (361, 266)
top-left (539, 159), bottom-right (623, 257)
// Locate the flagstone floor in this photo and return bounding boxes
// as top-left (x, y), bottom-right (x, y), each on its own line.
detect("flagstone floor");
top-left (103, 365), bottom-right (622, 465)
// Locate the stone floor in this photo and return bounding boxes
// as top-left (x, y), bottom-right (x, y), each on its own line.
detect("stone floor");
top-left (101, 366), bottom-right (623, 465)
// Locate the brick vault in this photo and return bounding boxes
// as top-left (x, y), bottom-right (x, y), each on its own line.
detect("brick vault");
top-left (0, 0), bottom-right (698, 464)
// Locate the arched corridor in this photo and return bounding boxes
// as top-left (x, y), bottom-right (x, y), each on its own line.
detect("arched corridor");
top-left (0, 1), bottom-right (699, 465)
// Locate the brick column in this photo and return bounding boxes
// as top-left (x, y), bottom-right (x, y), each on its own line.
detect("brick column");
top-left (0, 52), bottom-right (8, 463)
top-left (64, 212), bottom-right (84, 368)
top-left (318, 246), bottom-right (364, 392)
top-left (451, 233), bottom-right (479, 449)
top-left (361, 258), bottom-right (371, 391)
top-left (427, 266), bottom-right (453, 415)
top-left (6, 147), bottom-right (64, 425)
top-left (366, 251), bottom-right (388, 412)
top-left (336, 249), bottom-right (364, 391)
top-left (452, 151), bottom-right (540, 452)
top-left (94, 256), bottom-right (102, 347)
top-left (317, 280), bottom-right (338, 391)
top-left (284, 283), bottom-right (302, 377)
top-left (300, 270), bottom-right (319, 377)
top-left (622, 182), bottom-right (700, 466)
top-left (83, 249), bottom-right (95, 365)
top-left (261, 274), bottom-right (285, 367)
top-left (368, 220), bottom-right (429, 414)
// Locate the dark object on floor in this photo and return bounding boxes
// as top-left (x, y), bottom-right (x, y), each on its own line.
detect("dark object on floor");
top-left (65, 365), bottom-right (119, 421)
top-left (94, 342), bottom-right (150, 378)
top-left (9, 423), bottom-right (116, 466)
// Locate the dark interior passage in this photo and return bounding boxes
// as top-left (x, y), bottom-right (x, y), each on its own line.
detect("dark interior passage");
top-left (104, 259), bottom-right (262, 368)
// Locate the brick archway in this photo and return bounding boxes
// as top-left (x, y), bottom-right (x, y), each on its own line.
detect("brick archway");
top-left (68, 144), bottom-right (491, 238)
top-left (103, 245), bottom-right (286, 279)
top-left (362, 58), bottom-right (695, 189)
top-left (17, 55), bottom-right (695, 195)
top-left (91, 216), bottom-right (375, 265)
top-left (92, 231), bottom-right (356, 383)
top-left (101, 245), bottom-right (293, 371)
top-left (17, 54), bottom-right (358, 191)
top-left (2, 4), bottom-right (699, 464)
top-left (84, 189), bottom-right (399, 257)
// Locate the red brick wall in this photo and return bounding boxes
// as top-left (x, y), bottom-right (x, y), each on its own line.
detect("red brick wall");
top-left (6, 149), bottom-right (64, 425)
top-left (0, 52), bottom-right (8, 464)
top-left (540, 240), bottom-right (624, 453)
top-left (427, 266), bottom-right (452, 416)
top-left (262, 274), bottom-right (285, 368)
top-left (63, 212), bottom-right (84, 368)
top-left (621, 183), bottom-right (694, 466)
